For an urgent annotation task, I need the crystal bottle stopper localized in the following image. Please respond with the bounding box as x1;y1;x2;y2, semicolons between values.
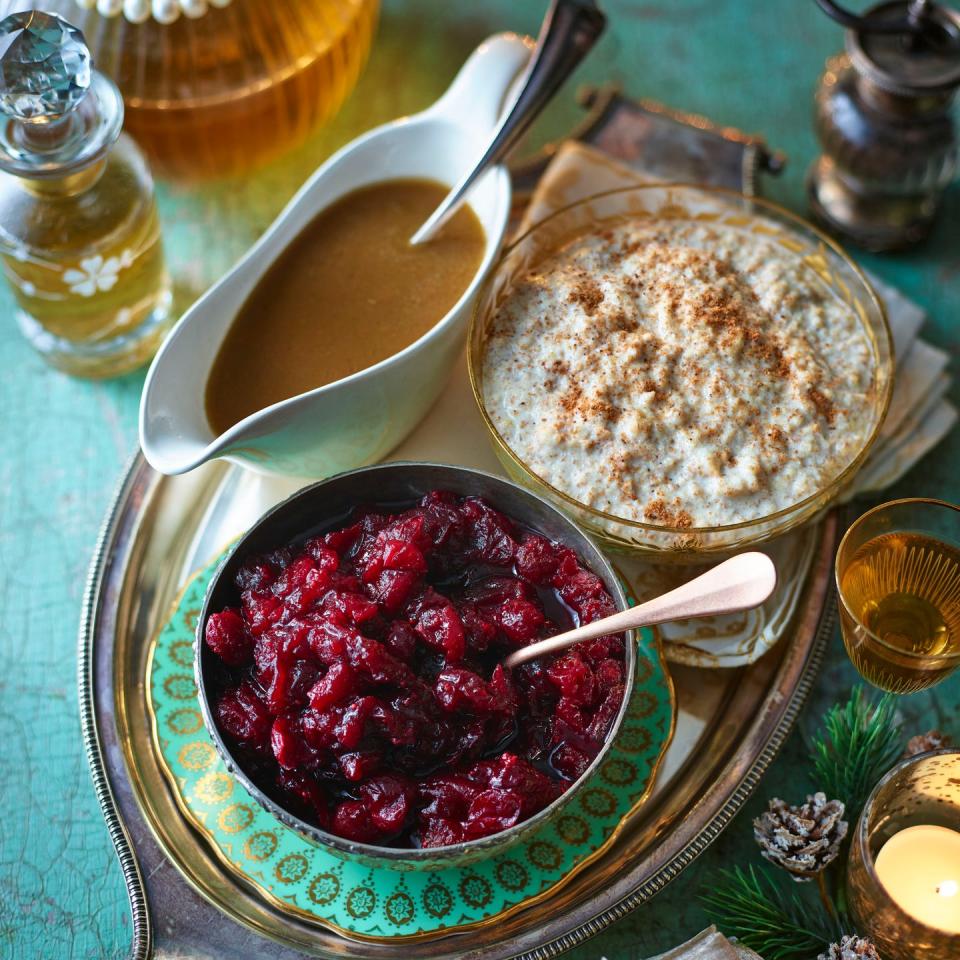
0;11;91;124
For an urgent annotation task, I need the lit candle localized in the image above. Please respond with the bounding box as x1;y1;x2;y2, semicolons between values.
874;825;960;934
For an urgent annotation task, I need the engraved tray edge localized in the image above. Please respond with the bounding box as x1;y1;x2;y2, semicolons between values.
79;452;834;960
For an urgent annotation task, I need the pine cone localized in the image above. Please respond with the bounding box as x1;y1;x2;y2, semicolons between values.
904;729;951;757
817;934;880;960
753;792;847;878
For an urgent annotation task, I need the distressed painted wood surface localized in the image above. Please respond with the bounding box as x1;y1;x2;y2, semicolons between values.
1;1;957;957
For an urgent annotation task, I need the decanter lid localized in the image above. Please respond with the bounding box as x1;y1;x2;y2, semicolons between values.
817;0;960;95
0;10;123;178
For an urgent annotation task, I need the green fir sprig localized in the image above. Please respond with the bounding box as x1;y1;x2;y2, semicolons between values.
700;865;836;960
701;687;906;957
810;687;902;822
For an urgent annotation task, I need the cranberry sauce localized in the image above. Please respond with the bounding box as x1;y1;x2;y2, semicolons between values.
204;490;626;849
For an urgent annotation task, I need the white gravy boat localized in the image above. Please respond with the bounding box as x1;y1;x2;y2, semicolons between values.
140;33;530;478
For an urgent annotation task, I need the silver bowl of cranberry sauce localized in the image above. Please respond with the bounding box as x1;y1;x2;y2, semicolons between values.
195;461;636;870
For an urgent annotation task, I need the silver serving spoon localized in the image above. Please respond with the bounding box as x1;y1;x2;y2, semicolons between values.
409;0;606;246
503;552;778;670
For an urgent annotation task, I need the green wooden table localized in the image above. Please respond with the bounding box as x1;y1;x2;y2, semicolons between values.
1;2;957;957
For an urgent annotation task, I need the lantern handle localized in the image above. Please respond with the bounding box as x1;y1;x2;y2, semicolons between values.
814;0;936;35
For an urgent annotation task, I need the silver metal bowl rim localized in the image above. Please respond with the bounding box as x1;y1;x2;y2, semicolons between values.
194;460;637;865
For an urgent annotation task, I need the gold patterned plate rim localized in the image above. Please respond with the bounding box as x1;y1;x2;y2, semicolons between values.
144;558;677;944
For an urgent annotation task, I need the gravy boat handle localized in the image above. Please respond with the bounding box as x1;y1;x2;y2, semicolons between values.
425;32;534;135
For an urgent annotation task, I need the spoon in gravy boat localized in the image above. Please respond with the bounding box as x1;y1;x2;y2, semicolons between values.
410;0;607;246
503;552;778;670
141;33;532;479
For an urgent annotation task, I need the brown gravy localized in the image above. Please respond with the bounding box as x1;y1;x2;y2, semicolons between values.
205;177;486;435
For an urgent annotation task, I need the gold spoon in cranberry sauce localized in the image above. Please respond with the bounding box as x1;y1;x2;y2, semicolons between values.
503;552;777;670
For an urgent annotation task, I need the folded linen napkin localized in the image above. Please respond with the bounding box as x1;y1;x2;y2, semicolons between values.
518;141;956;492
640;926;759;959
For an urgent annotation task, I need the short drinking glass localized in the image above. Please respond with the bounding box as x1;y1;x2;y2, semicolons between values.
835;498;960;693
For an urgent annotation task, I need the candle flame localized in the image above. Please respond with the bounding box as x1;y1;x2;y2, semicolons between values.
936;879;958;898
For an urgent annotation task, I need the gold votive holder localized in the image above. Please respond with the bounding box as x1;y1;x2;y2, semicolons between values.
847;750;960;960
835;498;960;693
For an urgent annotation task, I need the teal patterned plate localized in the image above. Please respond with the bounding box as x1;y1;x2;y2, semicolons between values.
148;556;675;942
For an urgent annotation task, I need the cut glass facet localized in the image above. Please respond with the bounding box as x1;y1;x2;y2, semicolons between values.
0;12;91;120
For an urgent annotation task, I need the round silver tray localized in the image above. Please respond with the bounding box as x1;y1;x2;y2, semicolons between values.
79;450;836;960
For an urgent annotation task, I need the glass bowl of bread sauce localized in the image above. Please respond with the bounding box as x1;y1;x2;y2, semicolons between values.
469;183;894;561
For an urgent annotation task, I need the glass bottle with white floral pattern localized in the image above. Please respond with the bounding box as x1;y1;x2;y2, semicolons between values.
0;11;170;377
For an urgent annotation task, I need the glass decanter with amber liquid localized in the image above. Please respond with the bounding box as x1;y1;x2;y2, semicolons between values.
0;11;171;377
837;499;960;693
3;0;379;180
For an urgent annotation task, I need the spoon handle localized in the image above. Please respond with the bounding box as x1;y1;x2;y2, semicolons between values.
503;552;778;670
410;0;606;245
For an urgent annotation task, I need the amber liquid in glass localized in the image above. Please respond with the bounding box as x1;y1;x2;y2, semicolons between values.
839;531;960;692
0;140;172;378
60;0;379;179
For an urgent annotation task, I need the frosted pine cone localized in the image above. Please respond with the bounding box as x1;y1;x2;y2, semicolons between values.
753;792;847;878
817;935;880;960
904;729;951;757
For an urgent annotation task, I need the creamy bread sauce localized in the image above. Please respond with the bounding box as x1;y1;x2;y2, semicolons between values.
482;219;876;527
